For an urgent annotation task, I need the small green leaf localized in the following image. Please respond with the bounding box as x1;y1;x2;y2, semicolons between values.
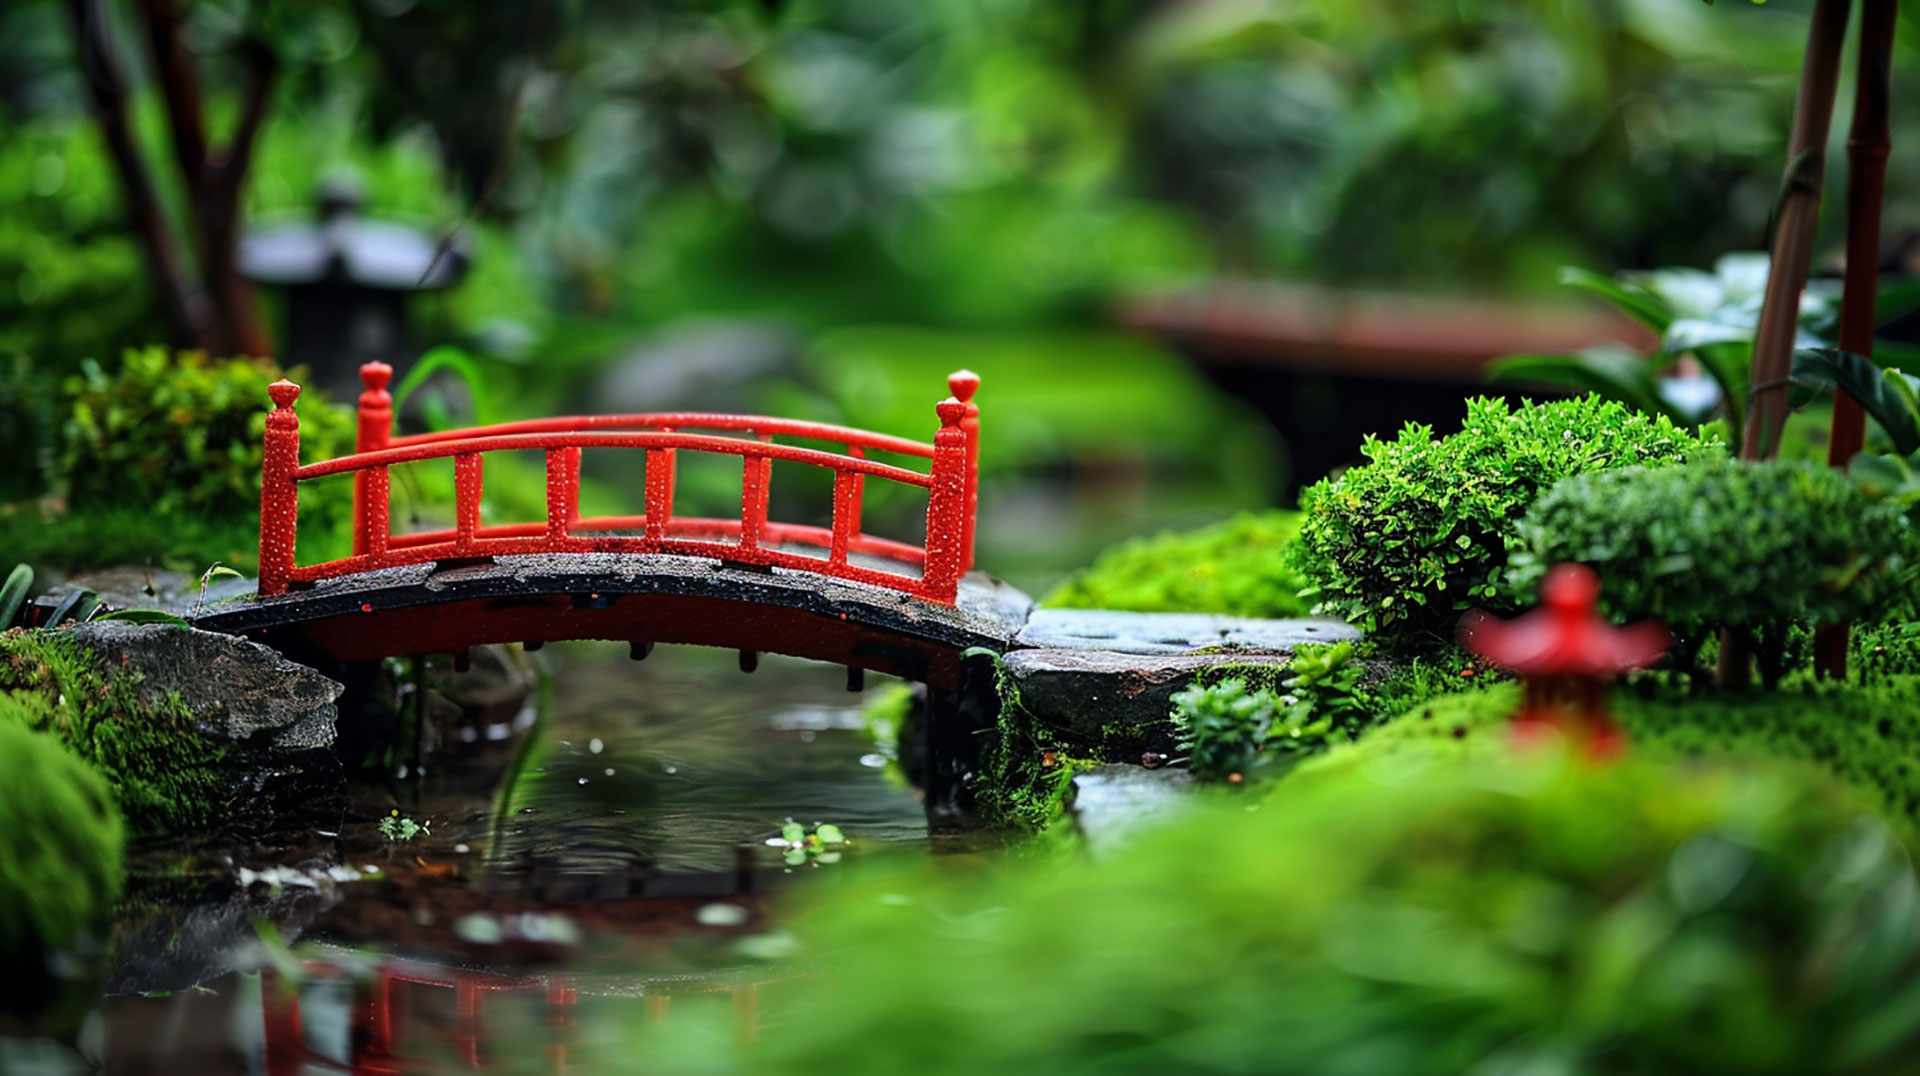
815;824;846;845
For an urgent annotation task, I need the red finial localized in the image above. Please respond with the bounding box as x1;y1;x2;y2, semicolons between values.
936;398;967;427
1459;563;1668;760
947;369;980;404
360;361;392;393
268;379;302;410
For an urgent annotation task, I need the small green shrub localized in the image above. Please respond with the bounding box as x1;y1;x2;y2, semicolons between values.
0;718;124;1027
1297;396;1719;634
1172;641;1414;782
1042;510;1310;617
0;629;226;834
1509;459;1909;682
626;751;1920;1075
54;348;354;571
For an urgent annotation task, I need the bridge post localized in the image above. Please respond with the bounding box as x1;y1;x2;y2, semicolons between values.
259;379;303;597
922;395;970;602
948;370;980;574
354;362;393;557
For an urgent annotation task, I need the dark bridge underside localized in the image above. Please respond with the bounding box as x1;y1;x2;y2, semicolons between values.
194;553;1033;688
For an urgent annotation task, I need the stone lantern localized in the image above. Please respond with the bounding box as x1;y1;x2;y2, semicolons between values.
1458;564;1669;759
240;179;470;399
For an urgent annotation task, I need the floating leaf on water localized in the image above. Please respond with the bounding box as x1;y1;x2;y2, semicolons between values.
815;824;846;845
781;819;806;844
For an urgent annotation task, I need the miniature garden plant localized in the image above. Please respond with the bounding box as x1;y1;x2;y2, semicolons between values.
1508;458;1909;685
378;810;430;842
1296;395;1719;635
766;819;848;866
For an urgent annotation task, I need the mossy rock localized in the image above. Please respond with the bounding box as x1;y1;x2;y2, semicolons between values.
0;719;124;1031
0;628;227;834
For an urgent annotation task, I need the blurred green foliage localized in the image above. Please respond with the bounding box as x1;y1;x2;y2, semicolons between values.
1510;459;1911;683
0;712;122;1030
1044;510;1309;616
1298;396;1721;635
1360;675;1920;838
0;628;226;834
631;749;1920;1074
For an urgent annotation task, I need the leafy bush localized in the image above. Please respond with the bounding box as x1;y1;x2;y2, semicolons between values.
0;717;123;1027
1171;642;1481;782
1043;510;1310;617
49;348;354;571
0;628;226;833
1297;396;1719;633
627;750;1920;1075
1509;459;1909;682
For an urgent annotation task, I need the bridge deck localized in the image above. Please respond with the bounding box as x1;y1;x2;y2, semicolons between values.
195;551;1033;688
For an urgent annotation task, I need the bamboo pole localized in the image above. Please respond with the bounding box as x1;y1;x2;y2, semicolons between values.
1815;0;1899;680
1722;0;1853;689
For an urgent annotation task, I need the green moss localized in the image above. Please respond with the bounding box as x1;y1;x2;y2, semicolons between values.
0;718;124;1027
0;629;227;834
976;656;1099;834
1349;677;1920;835
1042;510;1311;617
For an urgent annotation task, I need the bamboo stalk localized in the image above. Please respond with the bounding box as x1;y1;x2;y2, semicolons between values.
1815;0;1898;680
1742;0;1852;462
1723;0;1853;689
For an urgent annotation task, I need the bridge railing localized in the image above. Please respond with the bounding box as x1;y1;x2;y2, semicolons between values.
258;363;981;604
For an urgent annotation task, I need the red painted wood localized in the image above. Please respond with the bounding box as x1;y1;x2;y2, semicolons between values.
545;446;581;540
949;370;980;574
257;380;302;597
258;373;980;605
645;442;675;541
353;362;393;556
454;453;483;554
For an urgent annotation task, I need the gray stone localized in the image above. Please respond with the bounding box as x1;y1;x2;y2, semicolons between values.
68;623;343;751
1069;764;1195;857
1001;648;1291;749
1016;609;1358;655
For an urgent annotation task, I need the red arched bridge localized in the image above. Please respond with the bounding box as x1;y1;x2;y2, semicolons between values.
200;363;1026;689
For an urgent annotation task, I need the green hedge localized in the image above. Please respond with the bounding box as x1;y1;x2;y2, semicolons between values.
1297;396;1719;634
1509;458;1909;681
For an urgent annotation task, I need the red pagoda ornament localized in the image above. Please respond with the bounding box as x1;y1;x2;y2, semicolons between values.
1457;563;1669;759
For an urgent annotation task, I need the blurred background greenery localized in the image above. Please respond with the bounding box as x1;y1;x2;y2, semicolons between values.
3;0;1917;587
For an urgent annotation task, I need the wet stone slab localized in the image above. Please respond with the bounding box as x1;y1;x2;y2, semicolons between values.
1016;609;1359;656
1069;764;1195;857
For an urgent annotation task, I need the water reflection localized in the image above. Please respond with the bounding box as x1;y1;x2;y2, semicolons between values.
84;643;926;1073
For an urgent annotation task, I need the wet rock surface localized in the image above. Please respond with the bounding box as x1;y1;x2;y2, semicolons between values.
69;622;344;751
1002;649;1292;754
1016;609;1359;655
1069;764;1195;856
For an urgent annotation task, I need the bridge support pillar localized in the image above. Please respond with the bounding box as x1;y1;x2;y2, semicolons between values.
925;647;1002;830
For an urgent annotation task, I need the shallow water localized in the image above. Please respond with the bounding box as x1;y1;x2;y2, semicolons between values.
64;643;936;1074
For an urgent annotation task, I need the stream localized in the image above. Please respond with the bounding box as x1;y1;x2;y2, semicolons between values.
64;643;949;1074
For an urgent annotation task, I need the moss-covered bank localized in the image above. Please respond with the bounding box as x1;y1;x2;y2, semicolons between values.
0;628;227;833
1345;677;1920;834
